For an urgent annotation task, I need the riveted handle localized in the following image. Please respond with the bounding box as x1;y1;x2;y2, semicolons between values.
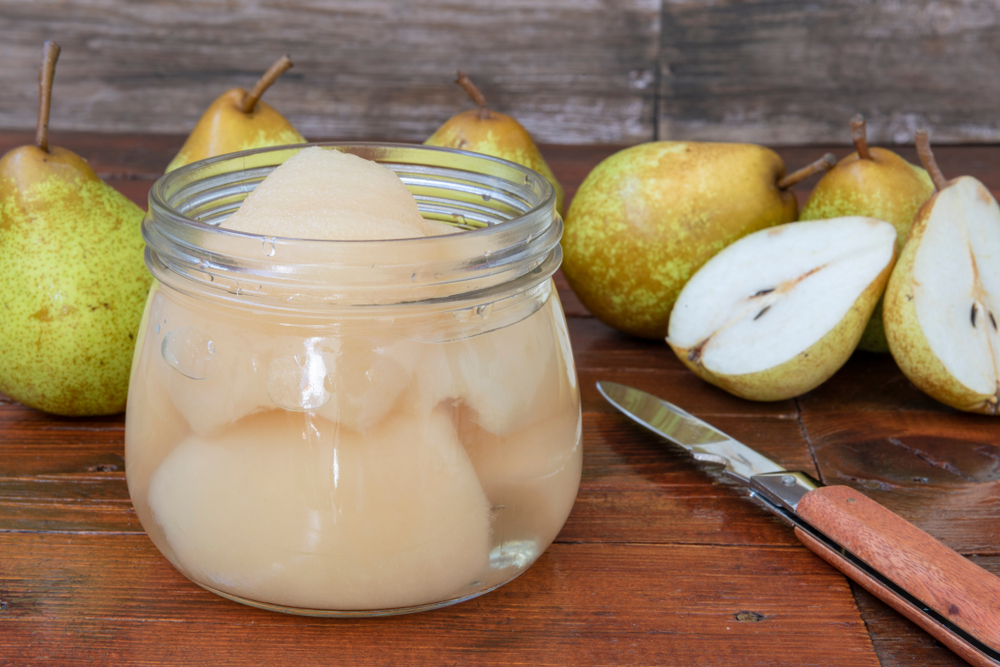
795;485;1000;666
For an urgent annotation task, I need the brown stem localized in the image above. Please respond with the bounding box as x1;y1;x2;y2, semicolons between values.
915;129;948;191
455;71;490;120
850;114;872;160
36;41;60;152
240;54;293;114
777;153;837;189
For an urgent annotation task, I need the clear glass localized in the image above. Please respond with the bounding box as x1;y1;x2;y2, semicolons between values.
125;143;582;616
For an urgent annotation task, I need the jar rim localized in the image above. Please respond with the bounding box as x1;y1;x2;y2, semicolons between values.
143;142;562;314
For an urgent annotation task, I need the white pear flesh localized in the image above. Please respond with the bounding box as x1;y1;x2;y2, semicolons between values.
884;176;1000;414
222;146;454;240
667;217;897;401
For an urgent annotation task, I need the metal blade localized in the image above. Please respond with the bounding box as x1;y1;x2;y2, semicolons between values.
596;381;785;483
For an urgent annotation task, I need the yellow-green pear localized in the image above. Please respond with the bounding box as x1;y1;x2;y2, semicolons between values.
166;54;305;172
667;218;897;401
0;42;150;416
883;131;1000;414
562;142;835;339
800;115;935;352
425;72;565;216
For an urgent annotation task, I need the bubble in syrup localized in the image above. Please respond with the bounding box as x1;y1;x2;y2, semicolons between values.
476;302;494;320
262;237;276;257
267;352;332;411
161;327;219;380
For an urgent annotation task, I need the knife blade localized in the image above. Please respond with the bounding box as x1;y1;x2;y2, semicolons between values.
597;381;1000;667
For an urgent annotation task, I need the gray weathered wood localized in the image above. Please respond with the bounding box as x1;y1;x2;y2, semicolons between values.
0;0;660;144
659;0;1000;144
0;1;998;144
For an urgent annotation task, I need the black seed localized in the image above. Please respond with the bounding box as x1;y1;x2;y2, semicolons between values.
972;304;978;327
754;306;771;321
753;288;774;297
991;312;998;331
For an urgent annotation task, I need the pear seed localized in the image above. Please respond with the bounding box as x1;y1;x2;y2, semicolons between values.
752;288;775;297
972;303;978;327
991;312;998;331
753;306;772;321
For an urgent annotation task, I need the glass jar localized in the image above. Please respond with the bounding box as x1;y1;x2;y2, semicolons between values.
125;143;582;616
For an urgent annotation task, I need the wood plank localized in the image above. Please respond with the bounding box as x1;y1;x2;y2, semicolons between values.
799;410;1000;555
0;1;659;144
0;534;880;667
659;0;1000;144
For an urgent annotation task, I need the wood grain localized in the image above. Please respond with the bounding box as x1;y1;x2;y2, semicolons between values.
0;534;880;667
659;0;1000;144
796;486;1000;658
2;3;1000;144
0;1;660;144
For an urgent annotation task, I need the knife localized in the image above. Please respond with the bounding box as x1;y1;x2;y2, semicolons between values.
597;381;1000;667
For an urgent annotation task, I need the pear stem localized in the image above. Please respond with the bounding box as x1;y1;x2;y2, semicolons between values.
915;129;948;191
850;114;872;160
455;71;490;120
35;41;60;153
777;153;837;189
240;54;294;114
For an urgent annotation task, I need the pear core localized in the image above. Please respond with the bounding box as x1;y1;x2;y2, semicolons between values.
885;175;1000;412
221;146;454;240
667;217;896;400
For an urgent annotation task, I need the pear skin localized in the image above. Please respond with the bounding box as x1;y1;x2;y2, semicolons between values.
425;73;565;216
799;116;935;353
166;89;305;172
670;258;893;401
884;177;1000;414
0;146;149;415
562;142;799;340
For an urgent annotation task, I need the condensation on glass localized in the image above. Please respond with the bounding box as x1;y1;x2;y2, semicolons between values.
125;144;582;616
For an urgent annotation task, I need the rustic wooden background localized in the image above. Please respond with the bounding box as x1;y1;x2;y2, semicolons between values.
0;0;998;145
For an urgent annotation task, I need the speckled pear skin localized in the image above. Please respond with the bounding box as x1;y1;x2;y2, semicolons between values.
166;89;306;172
561;142;798;340
800;147;935;353
0;145;150;415
425;109;565;216
883;180;999;414
669;258;893;401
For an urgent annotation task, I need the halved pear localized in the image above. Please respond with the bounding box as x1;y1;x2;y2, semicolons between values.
883;132;1000;414
667;217;897;401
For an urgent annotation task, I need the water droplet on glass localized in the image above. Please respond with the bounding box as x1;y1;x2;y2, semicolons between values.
410;272;417;282
482;193;492;202
161;327;219;380
155;324;161;334
454;308;474;323
267;353;332;411
476;303;494;320
454;214;467;226
262;237;276;257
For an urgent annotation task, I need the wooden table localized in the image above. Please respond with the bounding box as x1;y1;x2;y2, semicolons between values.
1;133;998;666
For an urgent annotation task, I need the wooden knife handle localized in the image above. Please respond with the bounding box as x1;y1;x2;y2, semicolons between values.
794;485;1000;667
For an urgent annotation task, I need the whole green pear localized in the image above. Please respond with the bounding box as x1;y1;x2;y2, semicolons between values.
0;42;149;415
425;72;565;216
562;142;831;340
167;54;305;173
799;115;934;352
